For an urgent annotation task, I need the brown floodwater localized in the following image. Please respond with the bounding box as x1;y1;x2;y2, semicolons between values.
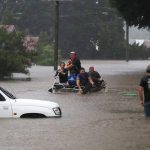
0;60;150;150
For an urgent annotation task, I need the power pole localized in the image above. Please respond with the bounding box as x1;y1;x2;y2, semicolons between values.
54;1;59;70
125;22;129;62
53;0;72;70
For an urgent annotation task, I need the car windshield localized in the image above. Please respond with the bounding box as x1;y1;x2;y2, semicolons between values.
0;87;16;99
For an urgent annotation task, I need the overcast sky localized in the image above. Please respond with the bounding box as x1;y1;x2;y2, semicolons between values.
129;27;150;39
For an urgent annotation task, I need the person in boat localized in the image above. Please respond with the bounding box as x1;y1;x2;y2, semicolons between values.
66;51;81;75
55;62;68;83
66;58;72;68
88;66;103;87
76;67;94;94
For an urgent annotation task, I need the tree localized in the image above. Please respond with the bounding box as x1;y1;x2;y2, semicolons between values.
5;0;55;36
35;40;54;66
129;44;150;59
59;0;125;59
109;0;150;28
0;27;32;78
1;0;126;59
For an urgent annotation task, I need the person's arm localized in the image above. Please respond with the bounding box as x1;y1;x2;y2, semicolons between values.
97;72;101;80
55;70;59;77
63;69;68;76
66;63;73;69
66;60;73;69
94;72;101;81
88;77;94;85
76;79;82;90
138;86;144;106
59;70;66;75
66;59;78;69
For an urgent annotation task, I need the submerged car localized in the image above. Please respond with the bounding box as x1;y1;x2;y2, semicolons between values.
0;87;61;118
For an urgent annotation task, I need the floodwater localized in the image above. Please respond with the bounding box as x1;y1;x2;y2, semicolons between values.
0;60;150;150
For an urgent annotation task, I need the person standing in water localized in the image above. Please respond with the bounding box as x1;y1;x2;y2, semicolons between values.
139;65;150;117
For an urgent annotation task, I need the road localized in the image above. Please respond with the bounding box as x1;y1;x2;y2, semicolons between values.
0;60;150;150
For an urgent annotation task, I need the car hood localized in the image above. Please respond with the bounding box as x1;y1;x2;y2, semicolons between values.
13;98;59;108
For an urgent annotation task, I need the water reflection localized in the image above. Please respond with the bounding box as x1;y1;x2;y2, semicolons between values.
0;60;150;150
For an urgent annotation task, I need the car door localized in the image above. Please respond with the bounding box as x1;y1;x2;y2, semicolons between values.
0;93;13;118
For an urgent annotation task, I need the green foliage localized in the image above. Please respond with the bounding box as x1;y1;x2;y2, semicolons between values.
35;42;54;66
6;0;54;36
0;29;25;52
59;0;126;59
96;16;126;59
129;44;150;60
1;0;126;59
2;10;14;24
0;51;30;78
0;28;32;78
109;0;150;28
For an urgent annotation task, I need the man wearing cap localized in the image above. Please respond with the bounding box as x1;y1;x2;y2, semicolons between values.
139;65;150;117
66;51;81;75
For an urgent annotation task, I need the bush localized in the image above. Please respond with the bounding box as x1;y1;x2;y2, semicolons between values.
129;44;150;60
0;28;32;79
35;43;54;66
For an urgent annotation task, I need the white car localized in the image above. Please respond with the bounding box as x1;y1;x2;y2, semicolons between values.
0;87;61;118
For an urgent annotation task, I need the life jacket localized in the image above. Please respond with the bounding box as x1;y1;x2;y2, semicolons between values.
68;74;76;87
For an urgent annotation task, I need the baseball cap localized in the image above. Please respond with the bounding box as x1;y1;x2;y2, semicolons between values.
70;51;76;54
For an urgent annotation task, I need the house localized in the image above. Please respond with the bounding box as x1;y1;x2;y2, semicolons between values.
129;39;150;48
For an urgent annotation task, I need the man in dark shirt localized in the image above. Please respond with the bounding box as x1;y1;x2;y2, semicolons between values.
88;66;101;83
88;66;106;91
55;62;68;83
76;67;94;94
139;65;150;117
66;51;81;75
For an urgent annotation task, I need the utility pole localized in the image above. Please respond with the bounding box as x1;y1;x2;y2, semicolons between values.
53;0;72;70
54;1;59;70
125;21;129;62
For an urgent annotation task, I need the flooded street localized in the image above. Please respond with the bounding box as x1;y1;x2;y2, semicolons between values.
0;60;150;150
